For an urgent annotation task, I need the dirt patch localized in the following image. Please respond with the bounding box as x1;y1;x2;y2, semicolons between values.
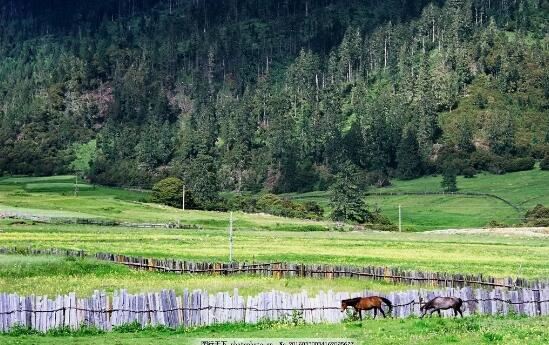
428;227;549;237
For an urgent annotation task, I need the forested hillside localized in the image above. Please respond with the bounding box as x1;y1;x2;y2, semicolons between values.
0;0;547;208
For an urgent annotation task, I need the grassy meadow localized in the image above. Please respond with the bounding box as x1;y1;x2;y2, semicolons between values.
0;175;332;232
0;254;408;296
0;172;548;343
1;222;548;279
0;171;548;293
2;168;548;232
285;168;549;230
1;315;548;345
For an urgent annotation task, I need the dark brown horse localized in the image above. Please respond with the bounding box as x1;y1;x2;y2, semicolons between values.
341;296;392;320
420;297;463;318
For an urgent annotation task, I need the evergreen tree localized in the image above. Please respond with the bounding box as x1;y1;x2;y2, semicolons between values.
441;163;458;192
396;129;422;180
329;162;369;223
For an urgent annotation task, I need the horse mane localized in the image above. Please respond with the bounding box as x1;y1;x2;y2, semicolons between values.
342;297;362;305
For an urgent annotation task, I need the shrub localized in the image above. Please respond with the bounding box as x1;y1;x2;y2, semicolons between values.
302;201;324;217
470;150;497;171
365;170;391;187
462;167;477;178
227;194;257;213
540;156;549;171
502;157;535;173
233;193;324;220
525;204;549;226
151;177;195;209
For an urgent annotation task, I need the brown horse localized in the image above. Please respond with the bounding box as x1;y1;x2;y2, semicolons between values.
420;297;463;318
341;296;392;320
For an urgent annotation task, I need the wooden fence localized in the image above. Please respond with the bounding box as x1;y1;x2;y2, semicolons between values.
0;211;200;229
1;247;547;290
1;286;549;333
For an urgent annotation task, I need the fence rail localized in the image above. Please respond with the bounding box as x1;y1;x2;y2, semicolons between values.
365;191;523;214
0;211;200;229
1;247;547;290
1;286;549;333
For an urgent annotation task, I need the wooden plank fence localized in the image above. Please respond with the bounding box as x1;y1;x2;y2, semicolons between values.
1;287;549;333
1;247;548;290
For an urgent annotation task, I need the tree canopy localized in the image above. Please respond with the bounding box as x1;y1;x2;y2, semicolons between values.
0;1;547;202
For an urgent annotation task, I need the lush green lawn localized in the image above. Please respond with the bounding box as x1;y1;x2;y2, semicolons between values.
285;168;549;230
1;222;548;279
1;316;548;345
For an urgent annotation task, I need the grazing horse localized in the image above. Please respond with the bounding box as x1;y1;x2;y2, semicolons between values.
341;296;392;320
420;297;463;318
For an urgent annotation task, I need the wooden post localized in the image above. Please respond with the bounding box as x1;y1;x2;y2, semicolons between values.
398;205;402;232
229;212;233;262
182;185;185;211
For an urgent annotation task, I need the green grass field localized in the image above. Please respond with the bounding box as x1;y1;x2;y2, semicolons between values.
0;176;332;232
0;172;548;343
1;223;548;278
1;316;548;345
1;169;548;231
284;168;549;230
0;255;408;296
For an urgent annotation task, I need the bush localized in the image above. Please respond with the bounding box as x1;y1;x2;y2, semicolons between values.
502;157;535;173
365;170;391;187
227;194;257;213
470;151;535;174
525;204;549;226
151;177;189;208
462;167;477;178
470;150;497;171
228;193;324;220
540;156;549;171
302;201;324;217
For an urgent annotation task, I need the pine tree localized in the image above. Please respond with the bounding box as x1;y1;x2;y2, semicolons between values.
441;167;458;192
329;162;369;223
396;129;422;180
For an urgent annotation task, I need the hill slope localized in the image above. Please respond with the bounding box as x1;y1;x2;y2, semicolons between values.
0;0;547;200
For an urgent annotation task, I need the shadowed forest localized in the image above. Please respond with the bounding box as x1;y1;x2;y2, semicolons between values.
0;0;547;210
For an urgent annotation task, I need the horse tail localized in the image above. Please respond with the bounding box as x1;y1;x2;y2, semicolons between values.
380;297;393;314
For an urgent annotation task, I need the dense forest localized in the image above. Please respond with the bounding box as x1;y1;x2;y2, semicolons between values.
0;0;548;209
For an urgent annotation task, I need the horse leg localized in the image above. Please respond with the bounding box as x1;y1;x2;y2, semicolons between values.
458;308;463;318
379;307;386;318
437;309;442;317
453;309;458;317
359;310;363;321
373;308;377;319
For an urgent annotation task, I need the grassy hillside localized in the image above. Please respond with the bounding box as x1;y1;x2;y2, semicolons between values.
0;176;332;232
285;168;549;230
1;169;548;231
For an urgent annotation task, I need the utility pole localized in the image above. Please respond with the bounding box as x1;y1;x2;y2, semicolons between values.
229;211;234;262
182;185;185;211
74;174;79;197
398;205;402;232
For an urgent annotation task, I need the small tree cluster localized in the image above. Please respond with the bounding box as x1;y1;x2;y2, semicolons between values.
152;177;196;209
